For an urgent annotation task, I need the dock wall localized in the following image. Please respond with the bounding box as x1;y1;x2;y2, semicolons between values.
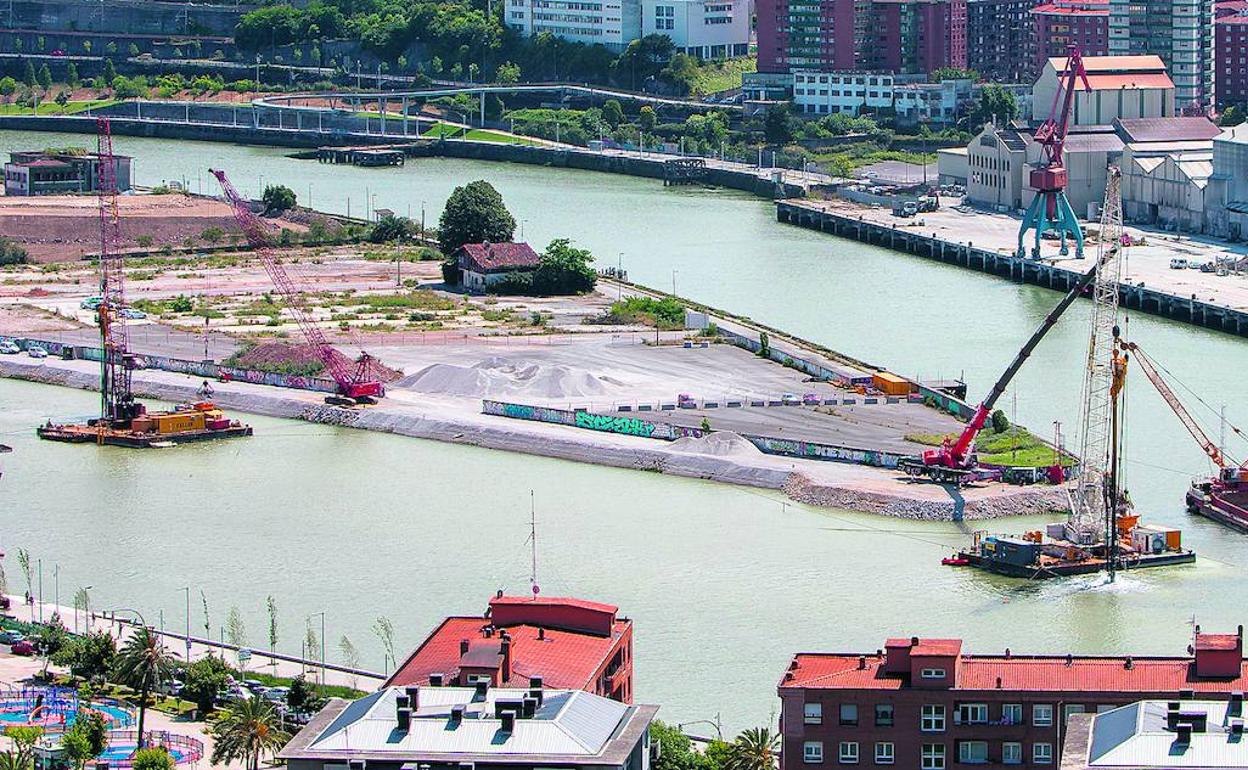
777;200;1248;338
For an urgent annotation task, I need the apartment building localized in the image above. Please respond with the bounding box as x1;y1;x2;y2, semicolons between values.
1108;0;1215;111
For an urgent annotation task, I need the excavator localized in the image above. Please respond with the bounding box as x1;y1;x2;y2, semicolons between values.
898;241;1120;485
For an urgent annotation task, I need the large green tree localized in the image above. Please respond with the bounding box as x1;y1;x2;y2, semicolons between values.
533;238;596;295
970;84;1019;130
210;697;290;770
723;727;780;770
112;627;175;748
261;184;297;214
130;748;174;770
61;712;109;770
182;654;233;715
437;180;516;255
52;632;116;680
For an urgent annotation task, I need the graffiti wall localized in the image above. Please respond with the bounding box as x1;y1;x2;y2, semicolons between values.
574;410;660;438
746;436;904;468
482;400;578;425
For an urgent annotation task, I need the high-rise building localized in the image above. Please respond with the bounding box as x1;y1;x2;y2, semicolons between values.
1031;0;1109;74
756;0;863;73
1108;0;1216;111
504;0;641;52
967;0;1040;83
866;0;969;73
1216;0;1248;110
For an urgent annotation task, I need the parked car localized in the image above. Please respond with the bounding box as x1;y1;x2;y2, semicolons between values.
1170;258;1189;269
26;345;47;359
263;686;290;703
0;630;25;644
10;641;35;656
120;307;147;320
243;679;266;693
80;297;103;310
0;341;19;355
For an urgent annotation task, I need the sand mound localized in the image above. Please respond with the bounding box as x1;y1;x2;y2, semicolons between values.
394;356;623;399
669;431;761;457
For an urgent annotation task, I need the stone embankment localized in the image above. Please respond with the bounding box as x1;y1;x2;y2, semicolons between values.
2;359;1069;521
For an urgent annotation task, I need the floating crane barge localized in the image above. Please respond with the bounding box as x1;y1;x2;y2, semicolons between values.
36;118;251;449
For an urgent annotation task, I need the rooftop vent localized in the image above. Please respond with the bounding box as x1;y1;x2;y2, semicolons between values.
429;673;445;687
523;697;538;718
1232;719;1244;738
474;680;489;700
1232;692;1244;717
530;675;544;689
996;677;1003;689
1125;657;1133;670
396;695;411;711
1175;723;1193;747
460;639;471;656
910;636;919;646
496;699;524;718
1065;653;1073;666
1167;702;1182;729
500;711;517;734
538;628;546;641
396;706;412;732
1004;648;1011;659
450;704;466;726
857;656;866;670
529;688;544;706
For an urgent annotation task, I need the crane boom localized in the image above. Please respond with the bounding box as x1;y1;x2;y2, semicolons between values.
210;168;384;402
96;117;138;424
1123;342;1236;469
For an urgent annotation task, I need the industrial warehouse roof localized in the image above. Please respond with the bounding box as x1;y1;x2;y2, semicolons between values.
1115;117;1222;143
1064;132;1126;153
781;652;1248;692
280;686;657;765
1046;55;1174;91
1073;701;1248;768
457;242;540;273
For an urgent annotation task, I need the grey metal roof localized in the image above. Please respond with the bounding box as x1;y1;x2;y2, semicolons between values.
1116;117;1222;143
1065;133;1126;154
1088;700;1248;768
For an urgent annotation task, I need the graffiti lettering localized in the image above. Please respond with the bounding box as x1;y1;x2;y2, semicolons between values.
574;411;656;438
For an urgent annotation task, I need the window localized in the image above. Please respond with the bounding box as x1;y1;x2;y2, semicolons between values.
840;704;859;726
1002;704;1022;725
921;743;945;770
957;741;988;765
1033;704;1053;727
1064;704;1086;723
874;742;894;765
920;668;946;679
875;704;894;726
804;742;824;764
955;704;987;725
1002;742;1022;765
1033;743;1053;764
838;742;859;764
921;705;945;732
804;703;823;724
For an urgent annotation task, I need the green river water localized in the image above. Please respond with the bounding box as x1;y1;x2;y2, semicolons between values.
2;129;1248;731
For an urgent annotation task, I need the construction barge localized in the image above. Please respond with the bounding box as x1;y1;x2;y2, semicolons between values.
1187;469;1248;533
38;401;252;448
954;524;1195;579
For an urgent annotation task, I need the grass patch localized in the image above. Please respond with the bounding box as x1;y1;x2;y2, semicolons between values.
906;426;1075;467
0;99;118;116
341;289;456;312
243;669;365;700
689;56;756;95
592;296;685;330
420;122;537;145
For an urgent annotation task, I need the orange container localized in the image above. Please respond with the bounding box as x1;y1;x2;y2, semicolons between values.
872;372;913;396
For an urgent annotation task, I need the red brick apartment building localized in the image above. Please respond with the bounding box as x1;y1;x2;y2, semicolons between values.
1031;0;1109;74
779;627;1248;770
1217;0;1248;109
386;594;635;703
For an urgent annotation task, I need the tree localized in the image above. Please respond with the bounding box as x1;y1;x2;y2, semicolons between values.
225;606;247;648
131;748;174;770
650;722;700;770
266;596;278;662
286;675;311;712
0;77;17;97
639;105;656;131
261;184;296;213
437;180;516;255
338;635;359;689
16;549;32;599
723;727;780;770
991;408;1010;434
764;104;794;145
304;618;319;670
128;43;140;57
55;90;69;109
602;99;623;128
369;214;418;243
201;226;225;245
52;632;116;680
102;59;116;84
33;618;70;676
1220;105;1245;127
371;616;395;674
931;66;980;82
135;234;154;248
210;696;290;770
0;752;31;770
22;61;36;89
105;41;117;55
113;627;175;749
182;653;232;715
971;83;1018;130
531;238;596;295
61;711;108;770
66;64;80;88
495;61;521;84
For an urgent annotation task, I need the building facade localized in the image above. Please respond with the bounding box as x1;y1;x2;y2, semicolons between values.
1216;1;1248;110
966;123;1030;210
1117;115;1222;230
3;151;132;196
505;0;641;51
641;0;750;59
1030;0;1108;74
387;594;635;704
1206;122;1248;239
866;0;968;73
779;626;1248;770
967;0;1039;84
789;72;971;126
1108;0;1215;111
757;0;861;73
280;685;658;770
1031;55;1176;125
455;242;541;294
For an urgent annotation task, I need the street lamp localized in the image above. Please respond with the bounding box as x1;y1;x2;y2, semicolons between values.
308;611;326;688
182;587;192;662
617;252;624;299
676;715;724;741
75;585;93;634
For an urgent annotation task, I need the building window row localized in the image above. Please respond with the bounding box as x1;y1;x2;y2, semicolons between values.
802;741;895;766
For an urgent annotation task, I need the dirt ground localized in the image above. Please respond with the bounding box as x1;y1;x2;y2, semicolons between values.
0;193;310;262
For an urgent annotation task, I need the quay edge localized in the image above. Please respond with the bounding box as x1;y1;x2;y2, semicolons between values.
777;200;1248;339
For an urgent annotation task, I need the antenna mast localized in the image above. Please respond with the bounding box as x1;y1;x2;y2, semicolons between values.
1067;167;1125;545
528;491;540;597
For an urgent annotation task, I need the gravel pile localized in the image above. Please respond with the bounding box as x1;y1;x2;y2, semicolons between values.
393;355;625;399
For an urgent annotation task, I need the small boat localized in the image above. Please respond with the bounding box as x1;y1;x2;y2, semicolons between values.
941;555;970;567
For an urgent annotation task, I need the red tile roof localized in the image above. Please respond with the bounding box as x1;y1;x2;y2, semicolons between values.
913;639;963;656
457;242;540;273
782;654;1248;693
1084;73;1176;90
386;614;628;691
490;596;619;614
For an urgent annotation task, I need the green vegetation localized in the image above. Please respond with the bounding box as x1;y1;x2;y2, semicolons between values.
0;99;116;116
437;180;516;256
368;214;420;243
599;296;685;329
210;697;290;770
131;748;175;770
687;56;755;96
113;627;176;749
341;289;456;311
262;184;297;214
488;239;597;296
0;238;29;267
906;425;1075;467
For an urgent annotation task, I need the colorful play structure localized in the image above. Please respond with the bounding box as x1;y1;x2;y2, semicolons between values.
97;731;205;768
0;687;133;734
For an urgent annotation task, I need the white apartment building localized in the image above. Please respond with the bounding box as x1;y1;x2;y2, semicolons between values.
790;72;971;127
1109;0;1215;110
641;0;750;60
506;0;641;51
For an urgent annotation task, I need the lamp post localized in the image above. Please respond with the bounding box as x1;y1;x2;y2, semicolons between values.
617;252;623;299
182;586;192;662
75;585;93;634
309;611;326;688
676;715;723;741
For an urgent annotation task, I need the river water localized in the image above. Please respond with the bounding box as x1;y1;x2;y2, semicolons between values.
2;129;1248;732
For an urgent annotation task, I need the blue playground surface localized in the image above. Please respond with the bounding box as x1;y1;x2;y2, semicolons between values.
0;687;134;734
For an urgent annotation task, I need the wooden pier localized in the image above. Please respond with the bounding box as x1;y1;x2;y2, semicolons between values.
777;200;1248;339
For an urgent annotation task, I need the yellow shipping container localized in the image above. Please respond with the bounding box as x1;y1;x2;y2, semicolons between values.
872;371;912;396
154;411;206;434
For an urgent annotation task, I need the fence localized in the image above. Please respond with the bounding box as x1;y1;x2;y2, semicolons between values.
102;730;205;767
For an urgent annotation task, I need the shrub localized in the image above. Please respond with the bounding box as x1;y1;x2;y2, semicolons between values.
0;238;29;266
991;409;1010;434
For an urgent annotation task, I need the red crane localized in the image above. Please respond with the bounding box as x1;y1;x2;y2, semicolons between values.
210;168;385;405
1018;46;1092;259
95;117;141;425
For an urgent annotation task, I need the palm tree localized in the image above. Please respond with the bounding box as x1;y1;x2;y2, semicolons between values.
210;697;290;770
724;726;780;770
0;751;32;770
112;626;175;748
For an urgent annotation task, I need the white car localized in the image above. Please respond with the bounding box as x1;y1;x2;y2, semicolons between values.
0;341;19;355
26;345;48;359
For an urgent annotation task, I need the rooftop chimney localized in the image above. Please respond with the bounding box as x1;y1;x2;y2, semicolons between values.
529;688;544;706
1125;656;1134;670
996;677;1002;689
523;697;538;718
460;639;471;656
857;656;866;670
405;687;420;711
430;673;445;687
1175;723;1193;747
1232;719;1244;738
1004;648;1011;659
538;628;546;641
530;675;544;689
474;680;489;700
450;704;466;726
1167;702;1182;729
1232;692;1244;717
501;636;513;683
910;636;920;646
500;711;516;735
396;706;412;732
1065;653;1073;666
396;694;411;711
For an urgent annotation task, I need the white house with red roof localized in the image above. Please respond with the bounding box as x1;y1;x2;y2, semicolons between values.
455;242;541;294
